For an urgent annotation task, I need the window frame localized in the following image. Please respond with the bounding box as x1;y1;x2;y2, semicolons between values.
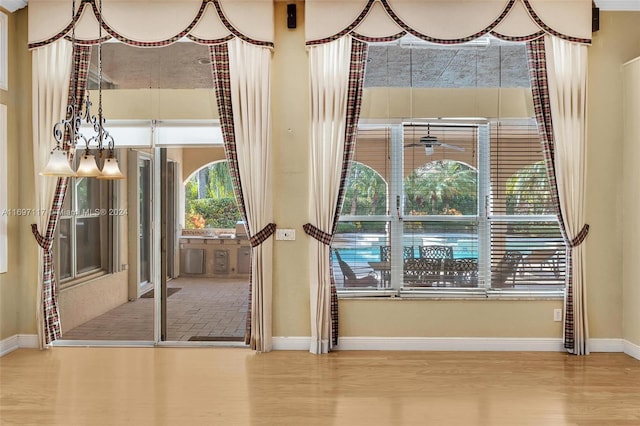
0;12;7;91
0;104;6;273
336;119;565;299
55;152;118;288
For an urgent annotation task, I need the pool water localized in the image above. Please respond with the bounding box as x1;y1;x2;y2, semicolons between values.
333;243;478;265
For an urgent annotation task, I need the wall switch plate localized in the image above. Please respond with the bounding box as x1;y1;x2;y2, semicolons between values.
553;308;563;322
276;229;296;241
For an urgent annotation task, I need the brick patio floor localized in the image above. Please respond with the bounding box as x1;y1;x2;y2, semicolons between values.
62;277;249;342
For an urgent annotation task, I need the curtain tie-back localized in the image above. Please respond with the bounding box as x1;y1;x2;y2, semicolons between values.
31;224;50;250
570;224;590;248
249;223;277;247
303;223;332;245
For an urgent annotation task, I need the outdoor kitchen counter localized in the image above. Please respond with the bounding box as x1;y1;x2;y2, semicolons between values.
179;234;251;278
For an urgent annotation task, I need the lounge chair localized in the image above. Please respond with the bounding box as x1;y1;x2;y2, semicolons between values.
521;248;561;278
334;250;379;287
492;250;523;288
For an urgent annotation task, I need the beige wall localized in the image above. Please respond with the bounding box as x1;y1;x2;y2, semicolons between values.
0;8;38;340
271;1;312;337
587;12;640;340
59;271;128;332
340;299;564;337
622;56;640;347
361;87;534;120
0;7;19;340
181;147;226;183
101;89;218;121
4;6;640;344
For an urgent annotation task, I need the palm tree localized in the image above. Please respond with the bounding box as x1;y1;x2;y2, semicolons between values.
344;162;387;215
207;161;235;199
405;160;478;215
506;160;553;215
197;168;208;199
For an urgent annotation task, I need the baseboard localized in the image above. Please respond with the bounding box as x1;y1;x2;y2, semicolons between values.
0;335;18;356
624;340;640;360
272;336;311;350
335;337;566;351
4;335;636;358
589;338;625;352
0;334;38;357
273;336;630;353
273;337;566;352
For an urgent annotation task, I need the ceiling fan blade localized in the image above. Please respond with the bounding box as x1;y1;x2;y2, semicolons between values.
404;143;424;148
437;143;466;151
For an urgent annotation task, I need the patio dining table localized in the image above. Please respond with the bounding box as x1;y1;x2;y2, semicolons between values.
367;261;391;288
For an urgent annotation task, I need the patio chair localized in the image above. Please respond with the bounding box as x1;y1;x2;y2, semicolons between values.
380;245;414;261
334;250;379;287
379;246;414;285
443;258;478;287
492;250;523;288
418;245;453;260
403;258;442;286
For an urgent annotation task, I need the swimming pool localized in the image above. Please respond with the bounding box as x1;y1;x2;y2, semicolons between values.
332;235;478;264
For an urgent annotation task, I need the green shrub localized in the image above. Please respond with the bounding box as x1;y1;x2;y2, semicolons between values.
186;197;242;229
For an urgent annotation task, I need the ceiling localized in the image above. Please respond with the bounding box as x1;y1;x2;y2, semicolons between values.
90;37;529;91
89;42;213;90
365;42;529;88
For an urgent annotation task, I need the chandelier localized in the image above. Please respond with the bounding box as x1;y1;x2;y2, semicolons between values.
41;0;124;180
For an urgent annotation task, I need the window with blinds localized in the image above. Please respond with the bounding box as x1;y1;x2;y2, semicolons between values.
332;119;566;293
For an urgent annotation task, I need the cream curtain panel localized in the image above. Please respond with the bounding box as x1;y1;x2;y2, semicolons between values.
227;38;274;352
210;38;275;352
28;0;274;48
307;36;354;354
31;40;73;349
306;0;591;44
545;36;590;355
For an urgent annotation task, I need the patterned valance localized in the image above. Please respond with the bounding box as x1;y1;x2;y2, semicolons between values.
28;0;274;49
306;0;591;45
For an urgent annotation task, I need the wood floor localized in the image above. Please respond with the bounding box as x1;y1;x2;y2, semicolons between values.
1;348;639;425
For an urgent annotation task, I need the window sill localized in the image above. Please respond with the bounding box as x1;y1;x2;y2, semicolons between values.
337;288;565;301
59;270;109;291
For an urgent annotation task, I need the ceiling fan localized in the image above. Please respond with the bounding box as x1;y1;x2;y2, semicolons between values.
405;125;466;155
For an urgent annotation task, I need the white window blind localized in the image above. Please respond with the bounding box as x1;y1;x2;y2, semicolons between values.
334;119;566;294
489;120;566;289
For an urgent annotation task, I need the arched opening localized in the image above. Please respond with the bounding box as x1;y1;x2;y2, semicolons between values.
184;160;241;231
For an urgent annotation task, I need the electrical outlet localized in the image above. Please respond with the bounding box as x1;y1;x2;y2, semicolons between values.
276;229;296;241
553;308;562;322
